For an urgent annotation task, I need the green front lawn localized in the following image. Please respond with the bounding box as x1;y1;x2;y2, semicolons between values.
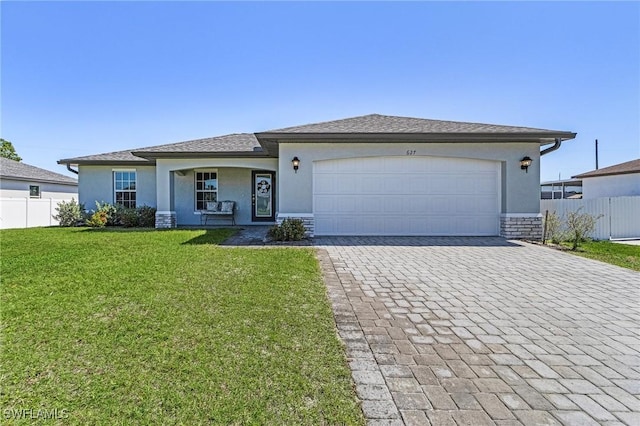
564;240;640;271
1;228;364;425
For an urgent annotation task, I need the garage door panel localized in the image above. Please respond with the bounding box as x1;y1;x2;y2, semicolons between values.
314;156;500;236
456;176;477;193
408;176;427;193
314;175;335;194
383;196;405;213
314;195;336;213
360;176;384;194
384;176;404;193
429;176;451;194
474;197;499;214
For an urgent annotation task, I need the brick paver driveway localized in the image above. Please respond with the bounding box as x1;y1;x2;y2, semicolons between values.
315;237;639;426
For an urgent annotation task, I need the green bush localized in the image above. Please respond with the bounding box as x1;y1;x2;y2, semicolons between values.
269;218;306;241
54;199;84;227
86;211;107;228
94;201;118;226
136;206;156;228
120;208;139;228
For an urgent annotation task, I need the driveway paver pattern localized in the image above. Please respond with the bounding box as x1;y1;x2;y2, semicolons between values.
315;237;640;425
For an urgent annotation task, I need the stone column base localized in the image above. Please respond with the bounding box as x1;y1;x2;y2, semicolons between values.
276;213;314;237
155;211;177;229
500;214;542;240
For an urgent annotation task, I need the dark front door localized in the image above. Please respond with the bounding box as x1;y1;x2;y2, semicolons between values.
252;171;275;222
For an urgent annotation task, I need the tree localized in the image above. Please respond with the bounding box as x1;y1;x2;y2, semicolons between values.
1;138;22;161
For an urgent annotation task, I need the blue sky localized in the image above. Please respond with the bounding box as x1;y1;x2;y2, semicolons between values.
2;1;638;181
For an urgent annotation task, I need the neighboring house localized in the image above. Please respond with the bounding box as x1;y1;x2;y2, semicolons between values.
572;158;640;199
540;179;582;199
58;114;576;238
1;157;78;229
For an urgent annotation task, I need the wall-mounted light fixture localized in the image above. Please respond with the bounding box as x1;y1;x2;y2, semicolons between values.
520;156;532;173
292;156;300;173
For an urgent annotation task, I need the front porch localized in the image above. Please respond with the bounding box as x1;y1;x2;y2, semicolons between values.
154;159;278;228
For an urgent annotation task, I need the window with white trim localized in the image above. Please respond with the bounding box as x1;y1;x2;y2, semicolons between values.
29;185;40;198
114;170;136;208
195;171;217;210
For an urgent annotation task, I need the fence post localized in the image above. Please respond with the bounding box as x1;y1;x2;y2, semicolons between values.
542;210;549;244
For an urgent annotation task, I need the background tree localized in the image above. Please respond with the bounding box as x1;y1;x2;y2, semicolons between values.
1;138;22;161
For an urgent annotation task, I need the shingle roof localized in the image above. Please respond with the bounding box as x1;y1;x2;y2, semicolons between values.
1;157;78;185
58;134;262;164
133;133;262;155
573;158;640;178
58;149;151;164
262;114;570;135
59;114;577;165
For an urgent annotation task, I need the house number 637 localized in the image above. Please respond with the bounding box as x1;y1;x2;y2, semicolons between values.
406;150;416;156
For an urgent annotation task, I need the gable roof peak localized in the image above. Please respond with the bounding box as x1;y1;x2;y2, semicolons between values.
259;113;574;135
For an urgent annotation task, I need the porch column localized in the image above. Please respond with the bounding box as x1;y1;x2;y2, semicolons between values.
155;164;176;228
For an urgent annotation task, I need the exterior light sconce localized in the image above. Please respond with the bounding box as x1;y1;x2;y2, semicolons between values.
292;156;300;173
520;156;532;173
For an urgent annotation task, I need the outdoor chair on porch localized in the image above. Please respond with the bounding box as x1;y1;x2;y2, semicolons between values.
201;201;236;226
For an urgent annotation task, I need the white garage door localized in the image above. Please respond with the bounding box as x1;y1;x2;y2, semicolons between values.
313;156;500;236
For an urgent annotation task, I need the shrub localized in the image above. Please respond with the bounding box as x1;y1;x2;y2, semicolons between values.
565;208;603;250
94;201;118;226
86;211;107;228
269;218;306;241
543;210;565;244
120;208;139;228
136;206;156;228
54;199;84;227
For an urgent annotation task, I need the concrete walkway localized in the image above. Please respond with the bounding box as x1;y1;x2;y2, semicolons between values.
315;237;640;426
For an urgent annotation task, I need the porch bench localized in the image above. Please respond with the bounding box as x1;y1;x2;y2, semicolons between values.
201;201;236;226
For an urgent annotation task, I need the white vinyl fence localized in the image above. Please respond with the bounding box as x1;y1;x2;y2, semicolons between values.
541;196;640;240
0;198;69;229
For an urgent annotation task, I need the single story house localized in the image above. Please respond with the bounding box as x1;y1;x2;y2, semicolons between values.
572;158;640;199
58;114;576;238
1;157;78;229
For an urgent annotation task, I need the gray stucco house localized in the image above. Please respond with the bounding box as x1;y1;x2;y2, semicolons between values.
58;114;576;238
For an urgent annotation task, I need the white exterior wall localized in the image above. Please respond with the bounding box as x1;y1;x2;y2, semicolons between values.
582;174;640;199
1;179;77;199
277;142;541;216
0;178;78;229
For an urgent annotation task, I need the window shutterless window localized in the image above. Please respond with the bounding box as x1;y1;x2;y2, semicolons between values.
195;171;217;210
114;171;136;208
29;185;40;198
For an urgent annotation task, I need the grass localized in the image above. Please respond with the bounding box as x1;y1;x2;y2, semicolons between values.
1;227;364;425
562;240;640;271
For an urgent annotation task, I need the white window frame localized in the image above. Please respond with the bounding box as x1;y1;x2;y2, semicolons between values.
113;169;137;208
194;169;218;211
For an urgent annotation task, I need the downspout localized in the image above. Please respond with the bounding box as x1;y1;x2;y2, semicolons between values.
540;138;562;156
66;164;79;175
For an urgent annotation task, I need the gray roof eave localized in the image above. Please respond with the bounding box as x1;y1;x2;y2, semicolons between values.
1;175;78;186
573;169;640;179
255;132;577;144
57;159;154;166
131;151;275;159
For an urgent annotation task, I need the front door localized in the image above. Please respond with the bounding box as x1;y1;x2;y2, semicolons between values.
252;171;275;222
